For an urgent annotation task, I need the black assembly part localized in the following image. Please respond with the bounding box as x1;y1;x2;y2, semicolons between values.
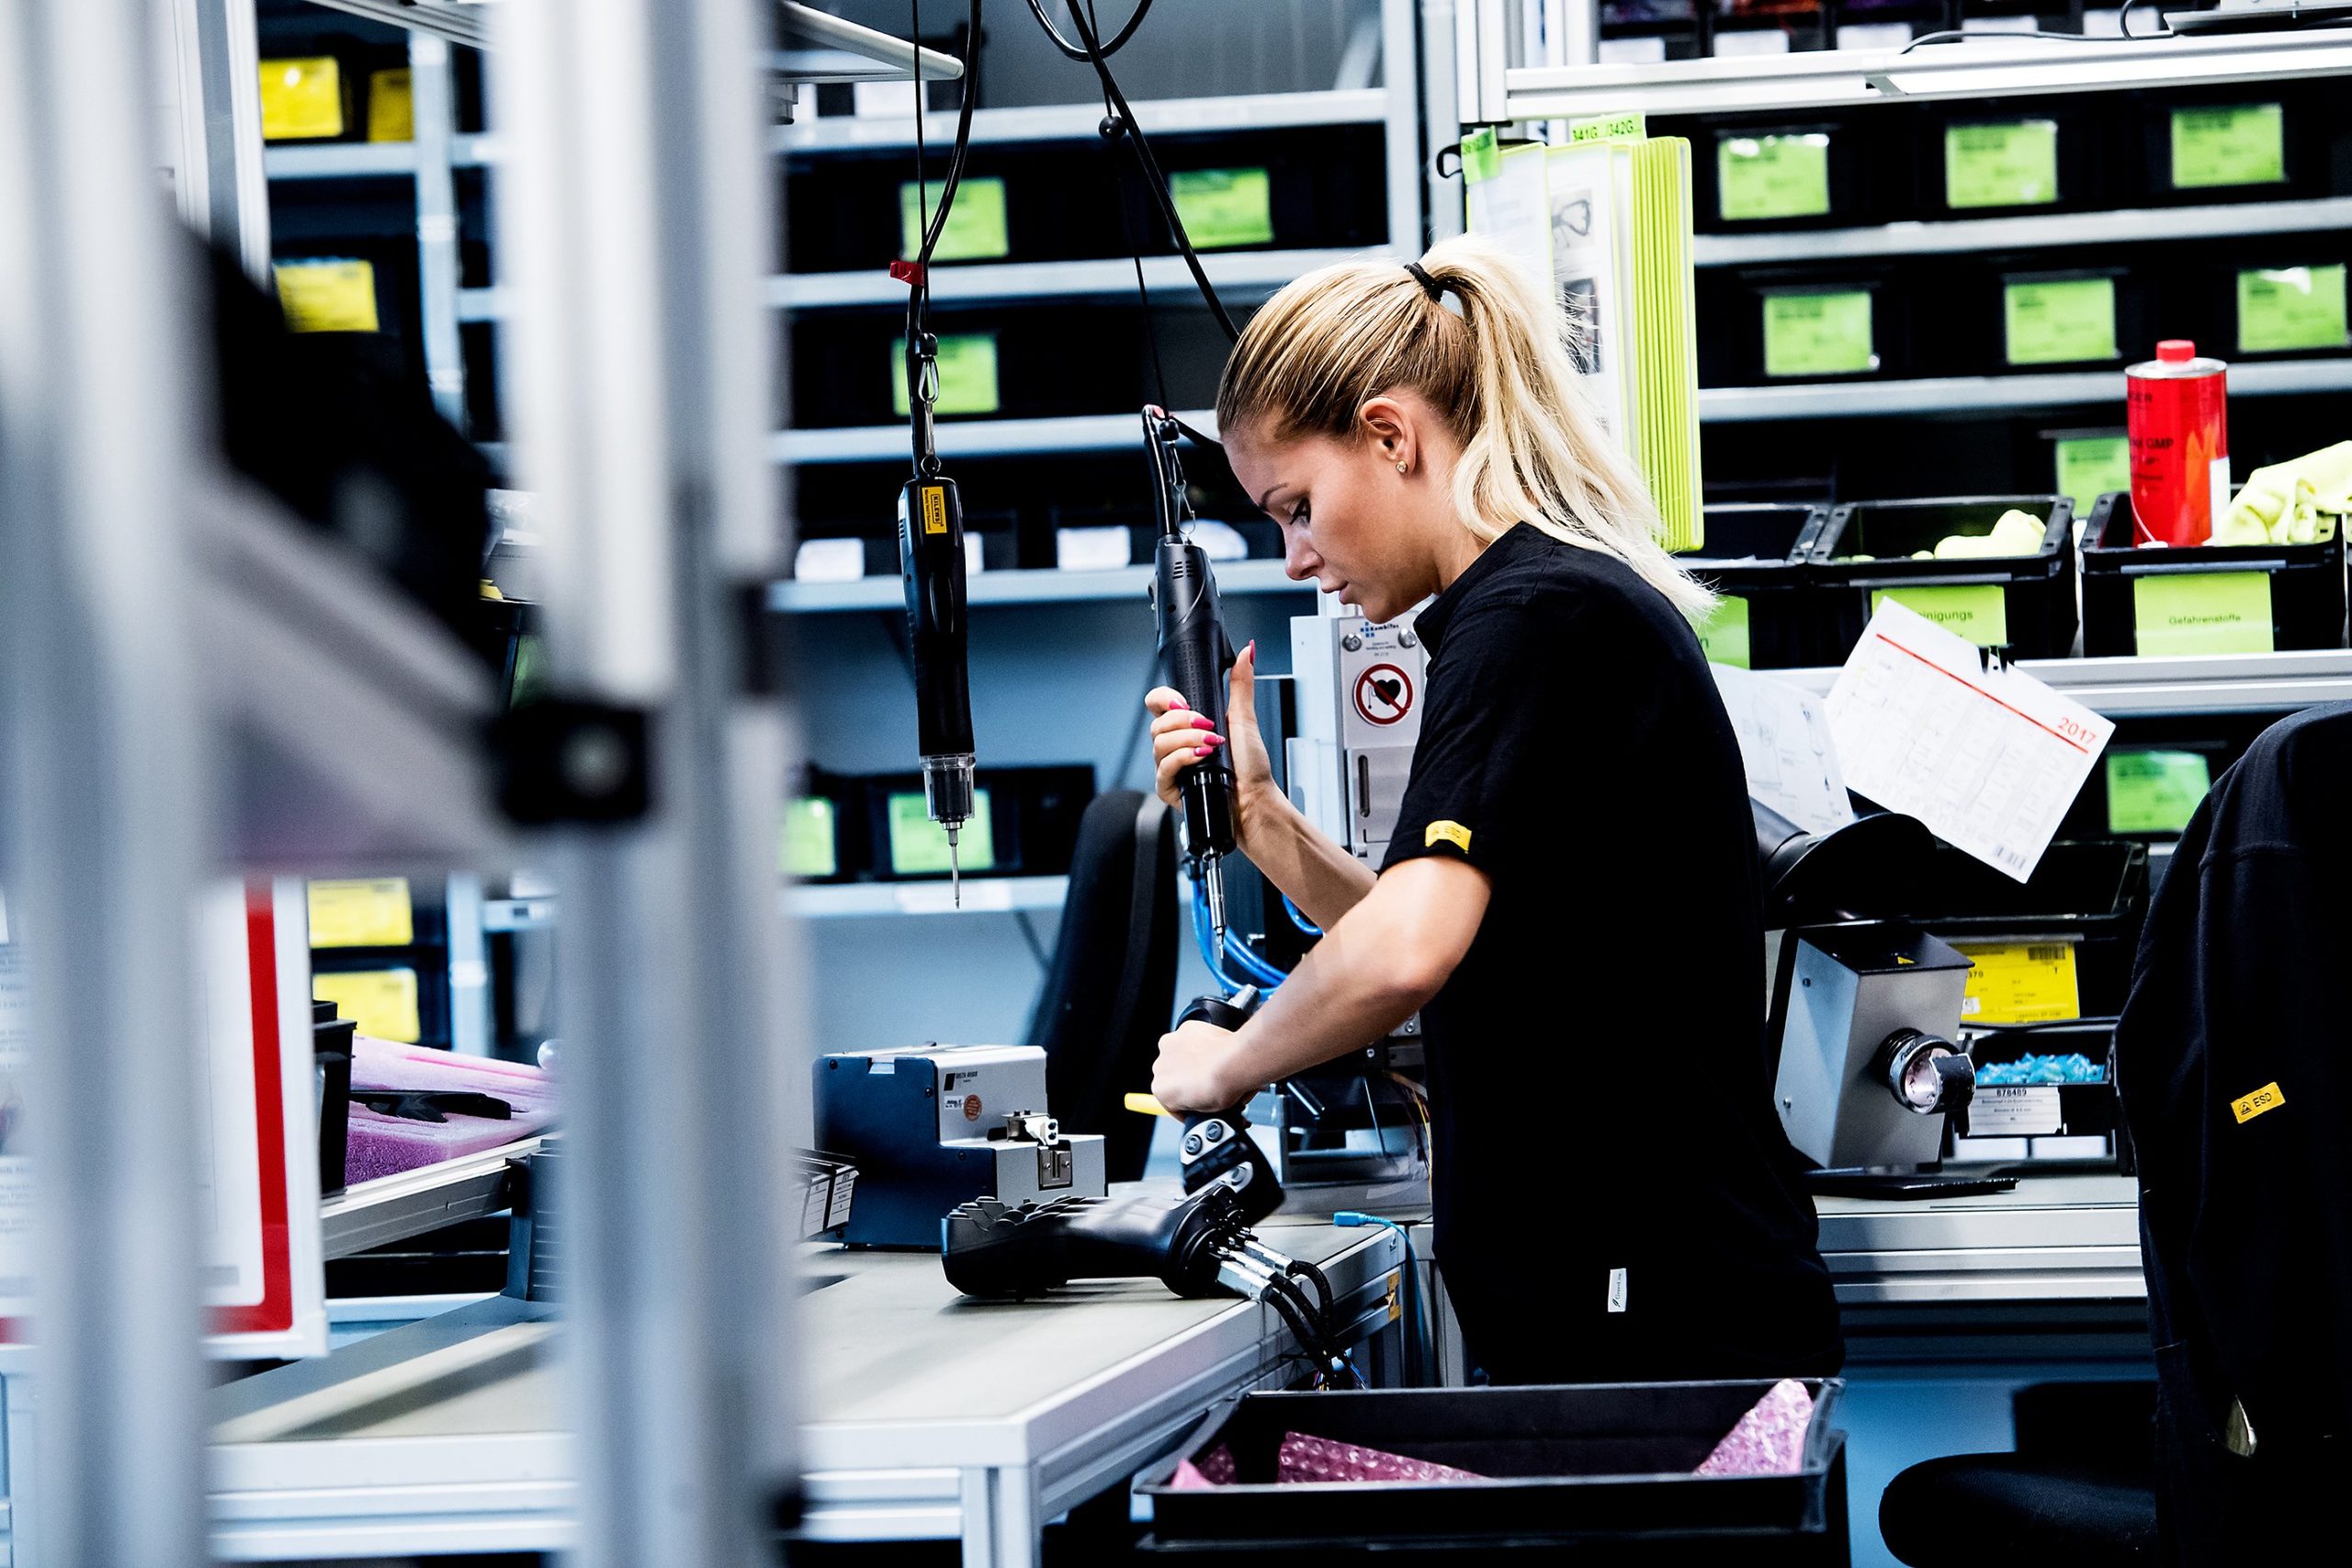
942;1184;1250;1301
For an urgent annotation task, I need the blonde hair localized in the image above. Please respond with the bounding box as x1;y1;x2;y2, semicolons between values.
1216;232;1713;622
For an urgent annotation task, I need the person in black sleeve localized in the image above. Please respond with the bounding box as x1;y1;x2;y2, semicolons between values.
1140;235;1842;1384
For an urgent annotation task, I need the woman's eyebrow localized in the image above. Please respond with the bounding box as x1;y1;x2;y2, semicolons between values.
1253;482;1289;513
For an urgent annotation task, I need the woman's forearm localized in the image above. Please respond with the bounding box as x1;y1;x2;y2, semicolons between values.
1238;786;1377;930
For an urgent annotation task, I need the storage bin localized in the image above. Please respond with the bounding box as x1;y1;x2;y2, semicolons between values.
1810;495;2078;660
1898;840;2149;1020
1676;502;1831;670
2079;490;2346;657
1138;1381;1849;1563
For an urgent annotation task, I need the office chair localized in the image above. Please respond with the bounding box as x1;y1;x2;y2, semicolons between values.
1880;1383;2159;1565
1027;789;1178;1182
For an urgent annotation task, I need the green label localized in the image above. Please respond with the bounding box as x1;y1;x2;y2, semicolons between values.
2171;104;2286;190
2132;570;2274;656
2005;276;2117;366
899;176;1010;263
1872;584;2008;646
888;788;996;876
1946;119;2060;209
1696;594;1753;670
2238;265;2349;355
1718;133;1831;222
2106;750;2213;836
1462;127;1501;185
1763;289;1876;378
2055;435;2132;511
1170;168;1273;250
891;333;1000;417
782;795;838;879
1569;112;1647;145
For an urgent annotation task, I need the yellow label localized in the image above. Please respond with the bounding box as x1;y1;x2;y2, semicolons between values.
367;68;414;143
1424;820;1473;852
314;968;423;1043
275;260;379;333
2232;1082;2285;1124
307;877;415;947
1385;1270;1403;1323
259;57;345;141
921;485;949;536
1956;942;2080;1024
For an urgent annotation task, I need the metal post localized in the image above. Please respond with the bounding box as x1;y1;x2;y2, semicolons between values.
410;34;470;428
1464;0;1513;127
1420;0;1465;242
1382;0;1430;256
164;0;271;283
0;1;213;1565
490;2;803;1566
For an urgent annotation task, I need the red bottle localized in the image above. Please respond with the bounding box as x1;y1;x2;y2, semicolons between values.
2126;340;2230;547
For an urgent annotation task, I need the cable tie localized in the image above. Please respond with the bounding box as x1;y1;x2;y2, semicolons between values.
888;260;928;288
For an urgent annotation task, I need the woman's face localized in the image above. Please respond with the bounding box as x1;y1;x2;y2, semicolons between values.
1224;418;1437;626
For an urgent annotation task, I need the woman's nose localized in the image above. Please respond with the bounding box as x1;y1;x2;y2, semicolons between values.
1283;529;1321;581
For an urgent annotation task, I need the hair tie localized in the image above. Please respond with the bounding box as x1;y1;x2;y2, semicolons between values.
1404;261;1443;302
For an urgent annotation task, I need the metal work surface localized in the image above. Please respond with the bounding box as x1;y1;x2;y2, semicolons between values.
1816;1175;2143;1304
202;1217;1401;1562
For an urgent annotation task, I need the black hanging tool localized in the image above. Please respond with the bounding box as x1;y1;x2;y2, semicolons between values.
899;376;977;901
1145;406;1238;951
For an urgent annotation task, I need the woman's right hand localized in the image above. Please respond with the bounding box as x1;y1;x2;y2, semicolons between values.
1145;640;1276;842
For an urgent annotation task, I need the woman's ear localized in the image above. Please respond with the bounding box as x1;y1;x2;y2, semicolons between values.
1357;395;1417;473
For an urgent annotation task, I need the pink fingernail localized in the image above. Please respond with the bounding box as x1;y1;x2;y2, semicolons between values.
1203;734;1226;746
1191;714;1215;729
1193;744;1213;757
1245;639;1256;659
1170;697;1189;711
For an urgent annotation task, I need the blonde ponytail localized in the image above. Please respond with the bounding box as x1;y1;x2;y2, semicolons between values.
1216;233;1713;623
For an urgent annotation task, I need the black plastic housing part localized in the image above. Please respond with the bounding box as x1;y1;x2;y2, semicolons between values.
1137;1381;1849;1562
2079;491;2348;657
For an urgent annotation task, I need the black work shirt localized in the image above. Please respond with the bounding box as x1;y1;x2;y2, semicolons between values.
1382;523;1842;1384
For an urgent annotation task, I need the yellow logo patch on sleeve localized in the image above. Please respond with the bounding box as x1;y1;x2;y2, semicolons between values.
1425;820;1473;852
2232;1082;2285;1124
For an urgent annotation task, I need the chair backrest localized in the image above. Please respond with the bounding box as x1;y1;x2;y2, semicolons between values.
1028;789;1178;1182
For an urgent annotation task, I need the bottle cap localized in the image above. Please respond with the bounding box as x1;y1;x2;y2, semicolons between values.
2156;339;2197;364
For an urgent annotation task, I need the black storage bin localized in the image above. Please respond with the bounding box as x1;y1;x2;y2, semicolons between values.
1896;840;2150;1020
1811;495;2078;660
1925;107;2101;217
1139;1382;1849;1563
1677;503;1830;670
2080;491;2347;657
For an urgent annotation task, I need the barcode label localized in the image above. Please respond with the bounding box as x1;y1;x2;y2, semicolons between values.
2027;944;2068;963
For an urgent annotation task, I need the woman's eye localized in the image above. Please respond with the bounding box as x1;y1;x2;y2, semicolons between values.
1291;502;1310;526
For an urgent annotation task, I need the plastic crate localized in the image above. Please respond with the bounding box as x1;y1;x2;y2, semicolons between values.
1897;840;2149;1018
1138;1381;1849;1563
1677;503;1831;670
2079;490;2346;657
1810;495;2078;661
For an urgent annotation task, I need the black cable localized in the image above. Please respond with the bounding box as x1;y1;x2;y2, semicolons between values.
1013;909;1052;971
1023;0;1155;60
1088;0;1170;410
1057;1;1241;343
1899;27;2135;52
1283;1257;1334;1324
2118;0;2176;39
904;0;985;473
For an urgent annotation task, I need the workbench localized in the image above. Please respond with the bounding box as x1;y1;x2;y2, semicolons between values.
193;1213;1406;1565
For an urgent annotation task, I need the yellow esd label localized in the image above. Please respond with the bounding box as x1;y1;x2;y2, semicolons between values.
2232;1082;2285;1125
275;260;380;333
1955;941;2079;1024
1385;1270;1402;1323
1425;820;1473;852
313;968;423;1043
308;877;414;948
919;485;949;536
367;68;414;143
259;57;345;141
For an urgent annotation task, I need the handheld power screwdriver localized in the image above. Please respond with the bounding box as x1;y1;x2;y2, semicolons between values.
1143;406;1238;950
899;336;976;900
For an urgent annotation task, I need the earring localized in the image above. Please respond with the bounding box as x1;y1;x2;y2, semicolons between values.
1396;461;1408;474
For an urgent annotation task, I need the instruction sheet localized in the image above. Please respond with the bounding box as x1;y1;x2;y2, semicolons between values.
1826;600;2113;881
1712;664;1855;837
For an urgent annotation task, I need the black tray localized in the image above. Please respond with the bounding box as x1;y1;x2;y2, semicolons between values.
1138;1380;1849;1563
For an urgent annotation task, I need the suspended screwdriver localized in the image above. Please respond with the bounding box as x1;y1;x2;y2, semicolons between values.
1143;405;1238;952
899;328;976;900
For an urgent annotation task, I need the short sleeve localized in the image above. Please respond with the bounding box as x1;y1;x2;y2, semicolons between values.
1381;602;1553;878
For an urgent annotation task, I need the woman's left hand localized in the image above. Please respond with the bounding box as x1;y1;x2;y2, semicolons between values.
1152;1019;1245;1115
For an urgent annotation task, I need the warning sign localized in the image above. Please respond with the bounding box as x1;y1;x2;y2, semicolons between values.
1353;663;1414;727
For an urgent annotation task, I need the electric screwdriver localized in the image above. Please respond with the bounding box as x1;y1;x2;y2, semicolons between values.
1173;985;1283;1224
1143;407;1238;951
899;470;976;899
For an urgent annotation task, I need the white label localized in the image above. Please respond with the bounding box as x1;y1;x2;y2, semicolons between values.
1836;22;1913;50
1970;1085;2065;1135
1714;29;1792;57
2209;458;2233;541
1607;1267;1628;1314
964;534;986;574
794;536;866;583
1055;525;1133;572
852;80;919;118
1598;37;1667;64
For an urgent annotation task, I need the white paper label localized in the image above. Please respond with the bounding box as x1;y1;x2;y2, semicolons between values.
1056;525;1133;572
1607;1267;1628;1314
1970;1085;2065;1136
794;537;866;583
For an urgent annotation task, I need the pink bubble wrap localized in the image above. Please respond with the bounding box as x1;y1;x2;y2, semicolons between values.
1694;1379;1815;1477
1170;1445;1238;1490
1275;1432;1486;1485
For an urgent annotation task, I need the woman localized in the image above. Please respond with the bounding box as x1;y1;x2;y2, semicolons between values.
1145;235;1842;1385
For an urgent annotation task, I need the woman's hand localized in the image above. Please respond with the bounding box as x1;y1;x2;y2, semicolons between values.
1144;641;1281;848
1151;1018;1246;1115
